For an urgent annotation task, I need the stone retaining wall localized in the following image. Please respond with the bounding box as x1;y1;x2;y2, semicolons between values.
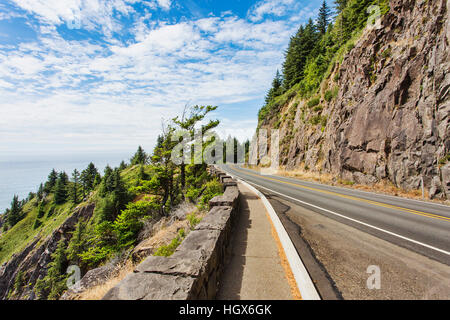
103;166;240;300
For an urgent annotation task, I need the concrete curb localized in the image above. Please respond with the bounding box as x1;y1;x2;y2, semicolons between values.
222;168;321;301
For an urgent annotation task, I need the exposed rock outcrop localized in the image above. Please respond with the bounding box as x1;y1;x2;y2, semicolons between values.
261;0;449;199
0;203;95;300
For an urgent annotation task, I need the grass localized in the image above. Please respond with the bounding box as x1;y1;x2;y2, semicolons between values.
0;197;74;264
75;261;135;300
153;229;186;257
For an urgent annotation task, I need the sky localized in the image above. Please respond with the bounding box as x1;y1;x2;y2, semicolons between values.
0;0;324;161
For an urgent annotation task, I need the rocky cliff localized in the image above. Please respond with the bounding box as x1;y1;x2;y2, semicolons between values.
0;203;95;300
260;0;450;199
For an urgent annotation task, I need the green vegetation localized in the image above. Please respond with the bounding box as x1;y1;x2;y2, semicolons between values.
0;105;227;300
154;229;186;257
258;0;390;125
197;179;223;210
324;87;339;102
187;213;202;230
307;97;321;108
35;240;69;300
439;153;450;167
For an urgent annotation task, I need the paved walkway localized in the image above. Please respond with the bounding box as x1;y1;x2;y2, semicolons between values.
217;183;300;300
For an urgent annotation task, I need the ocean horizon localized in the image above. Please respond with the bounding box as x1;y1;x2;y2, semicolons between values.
0;151;131;214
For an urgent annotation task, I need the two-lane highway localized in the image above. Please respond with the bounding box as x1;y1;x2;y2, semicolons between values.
221;165;450;265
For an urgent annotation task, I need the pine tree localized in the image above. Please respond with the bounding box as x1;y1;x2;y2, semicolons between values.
7;195;23;228
119;161;127;171
334;0;348;13
265;70;283;104
59;172;69;186
35;239;68;300
54;176;68;205
71;169;80;204
282;19;318;90
172;105;219;190
67;219;88;266
37;183;44;201
80;163;99;195
131;146;147;165
45;169;58;193
100;165;114;195
317;1;331;34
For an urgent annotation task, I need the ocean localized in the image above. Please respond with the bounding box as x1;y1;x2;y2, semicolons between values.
0;152;131;214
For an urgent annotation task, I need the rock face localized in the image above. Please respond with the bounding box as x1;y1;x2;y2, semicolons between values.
0;203;95;300
261;0;449;199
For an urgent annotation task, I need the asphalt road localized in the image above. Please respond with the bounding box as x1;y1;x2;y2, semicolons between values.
220;165;450;266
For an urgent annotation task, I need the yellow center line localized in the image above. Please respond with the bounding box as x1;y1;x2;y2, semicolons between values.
231;166;450;223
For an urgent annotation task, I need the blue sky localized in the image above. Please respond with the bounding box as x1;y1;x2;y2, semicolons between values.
0;0;324;160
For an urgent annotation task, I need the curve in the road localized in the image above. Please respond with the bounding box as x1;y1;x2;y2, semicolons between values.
221;165;450;265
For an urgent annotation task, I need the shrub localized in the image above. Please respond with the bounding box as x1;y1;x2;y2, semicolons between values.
381;48;392;59
113;200;161;248
187;213;202;230
313;105;323;112
307;97;320;108
37;202;46;219
153;229;186;257
198;180;223;210
78;246;115;268
439;153;450;166
325;86;339;102
47;205;56;217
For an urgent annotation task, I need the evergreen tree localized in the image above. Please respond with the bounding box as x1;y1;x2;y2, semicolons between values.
37;183;44;201
35;240;68;300
67;219;88;267
14;271;24;293
138;165;149;181
71;169;80;204
99;167;129;220
172;105;219;190
7;195;23;228
282;19;318;90
100;165;114;196
334;0;348;13
80;163;99;195
156;135;164;149
119;161;127;171
131;146;147;165
54;176;68;205
93;173;102;188
317;1;332;34
265;70;283;104
44;169;58;193
37;201;46;219
59;172;69;186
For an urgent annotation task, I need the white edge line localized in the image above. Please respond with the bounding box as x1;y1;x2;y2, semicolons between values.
221;167;321;301
241;179;450;258
237;166;450;209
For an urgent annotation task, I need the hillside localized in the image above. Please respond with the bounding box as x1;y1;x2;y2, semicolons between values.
258;0;449;200
0;106;223;300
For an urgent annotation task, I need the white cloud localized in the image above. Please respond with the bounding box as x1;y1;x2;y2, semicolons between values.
156;0;172;11
248;0;296;22
9;0;137;36
0;0;318;155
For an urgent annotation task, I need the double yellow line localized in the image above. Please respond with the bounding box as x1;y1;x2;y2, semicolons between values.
232;166;450;223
